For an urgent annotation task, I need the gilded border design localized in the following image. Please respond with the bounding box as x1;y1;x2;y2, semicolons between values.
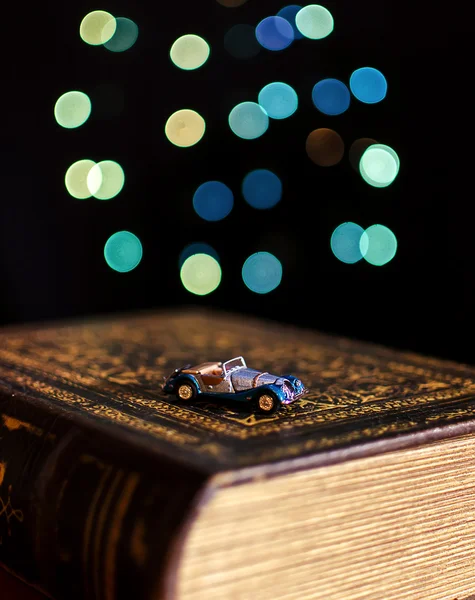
1;313;475;466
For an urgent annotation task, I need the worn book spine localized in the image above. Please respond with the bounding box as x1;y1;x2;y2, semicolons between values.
0;389;206;600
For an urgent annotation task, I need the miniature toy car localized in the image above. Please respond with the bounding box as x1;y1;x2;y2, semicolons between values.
162;356;307;414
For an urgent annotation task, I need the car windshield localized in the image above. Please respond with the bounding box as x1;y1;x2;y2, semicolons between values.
223;357;246;374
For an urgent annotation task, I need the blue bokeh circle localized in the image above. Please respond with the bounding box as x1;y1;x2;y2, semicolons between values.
312;78;351;116
193;181;234;222
276;5;304;40
242;169;283;209
255;16;294;51
350;67;388;104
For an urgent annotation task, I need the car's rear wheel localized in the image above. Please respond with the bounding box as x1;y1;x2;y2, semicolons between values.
256;391;279;414
175;381;197;401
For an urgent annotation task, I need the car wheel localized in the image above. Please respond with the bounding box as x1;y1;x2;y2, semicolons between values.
175;381;197;401
256;392;279;414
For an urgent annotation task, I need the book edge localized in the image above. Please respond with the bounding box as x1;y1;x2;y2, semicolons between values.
159;478;218;600
212;415;475;487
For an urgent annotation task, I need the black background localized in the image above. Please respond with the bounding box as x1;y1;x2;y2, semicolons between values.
1;0;473;364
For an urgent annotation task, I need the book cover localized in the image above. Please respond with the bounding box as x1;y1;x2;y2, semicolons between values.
0;566;45;600
1;308;475;599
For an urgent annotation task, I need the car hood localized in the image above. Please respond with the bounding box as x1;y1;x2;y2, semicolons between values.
231;368;282;392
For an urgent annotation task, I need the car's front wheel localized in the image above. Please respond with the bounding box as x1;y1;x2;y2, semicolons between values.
175;380;197;401
256;391;280;414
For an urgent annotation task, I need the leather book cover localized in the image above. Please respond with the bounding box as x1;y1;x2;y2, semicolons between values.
0;566;46;600
1;307;475;600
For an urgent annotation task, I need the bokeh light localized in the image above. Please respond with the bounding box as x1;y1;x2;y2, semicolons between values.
360;144;400;188
103;17;139;52
193;181;234;221
277;5;304;40
80;10;116;46
360;225;397;266
306;128;344;166
165;109;206;147
242;170;282;209
295;5;334;39
224;25;261;59
349;138;377;171
331;222;366;264
87;160;125;200
258;82;298;119
350;67;387;104
179;243;220;268
256;16;294;51
216;0;248;6
170;35;210;70
54;91;91;129
242;252;283;294
229;102;269;140
65;159;96;200
181;254;222;296
312;79;351;115
104;231;143;273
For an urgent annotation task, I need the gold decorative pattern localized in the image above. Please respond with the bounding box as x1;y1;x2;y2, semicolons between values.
0;310;475;470
0;485;24;539
1;415;43;437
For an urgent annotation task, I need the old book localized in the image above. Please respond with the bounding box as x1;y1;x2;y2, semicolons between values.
1;308;475;600
0;566;46;600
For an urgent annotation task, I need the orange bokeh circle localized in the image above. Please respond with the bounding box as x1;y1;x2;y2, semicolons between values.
306;128;345;167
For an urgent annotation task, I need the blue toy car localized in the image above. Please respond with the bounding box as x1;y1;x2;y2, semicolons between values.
162;356;307;414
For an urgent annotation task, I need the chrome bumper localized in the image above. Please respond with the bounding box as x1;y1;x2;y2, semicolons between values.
283;387;309;404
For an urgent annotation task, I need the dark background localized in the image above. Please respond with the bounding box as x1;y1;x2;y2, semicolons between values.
1;0;473;364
